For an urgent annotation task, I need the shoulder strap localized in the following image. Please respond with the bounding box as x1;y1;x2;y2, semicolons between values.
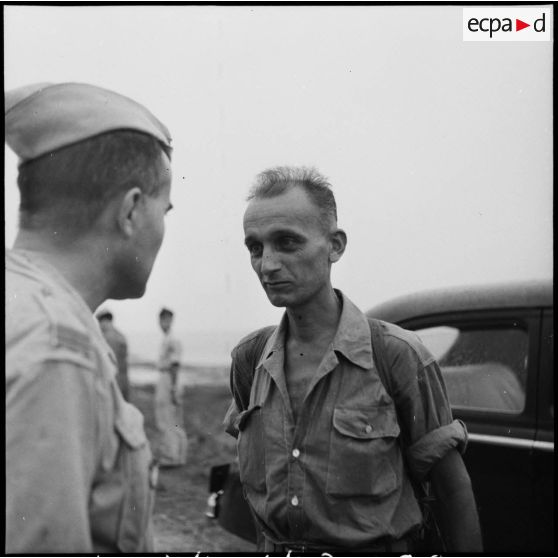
230;326;275;411
367;317;394;398
369;318;444;547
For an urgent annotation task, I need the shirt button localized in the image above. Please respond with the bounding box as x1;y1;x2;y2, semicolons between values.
365;424;373;434
291;495;299;507
292;448;300;458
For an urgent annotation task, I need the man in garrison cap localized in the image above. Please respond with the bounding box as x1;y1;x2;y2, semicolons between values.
5;83;174;553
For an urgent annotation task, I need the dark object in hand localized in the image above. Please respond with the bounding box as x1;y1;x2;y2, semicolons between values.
206;463;257;543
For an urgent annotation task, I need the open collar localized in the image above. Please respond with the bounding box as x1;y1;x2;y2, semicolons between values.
331;290;374;370
257;289;373;372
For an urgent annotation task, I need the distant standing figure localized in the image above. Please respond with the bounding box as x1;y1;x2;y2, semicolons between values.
97;310;130;401
154;307;188;466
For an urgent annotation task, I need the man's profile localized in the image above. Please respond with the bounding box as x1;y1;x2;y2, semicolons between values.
5;82;174;553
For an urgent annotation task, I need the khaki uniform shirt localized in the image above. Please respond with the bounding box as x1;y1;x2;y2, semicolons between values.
228;291;467;548
5;249;156;553
158;331;182;371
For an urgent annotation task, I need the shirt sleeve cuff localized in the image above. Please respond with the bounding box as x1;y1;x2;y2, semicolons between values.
406;419;468;481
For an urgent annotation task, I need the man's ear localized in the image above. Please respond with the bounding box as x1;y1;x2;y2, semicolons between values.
329;229;347;263
117;187;143;237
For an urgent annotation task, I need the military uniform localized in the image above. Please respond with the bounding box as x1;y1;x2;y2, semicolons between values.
154;330;188;466
101;324;130;401
5;249;157;553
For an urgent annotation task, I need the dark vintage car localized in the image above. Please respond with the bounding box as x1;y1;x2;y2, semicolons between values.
209;279;553;553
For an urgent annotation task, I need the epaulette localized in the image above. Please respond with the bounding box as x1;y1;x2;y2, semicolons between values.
34;288;94;359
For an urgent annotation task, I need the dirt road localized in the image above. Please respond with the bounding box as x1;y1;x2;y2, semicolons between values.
132;383;257;553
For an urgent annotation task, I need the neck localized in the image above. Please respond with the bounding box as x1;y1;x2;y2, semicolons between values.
13;229;114;311
285;286;341;343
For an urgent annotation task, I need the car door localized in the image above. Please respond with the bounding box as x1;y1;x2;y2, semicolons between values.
401;308;541;553
531;308;554;552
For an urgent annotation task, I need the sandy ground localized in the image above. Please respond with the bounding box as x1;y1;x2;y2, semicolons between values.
131;382;257;554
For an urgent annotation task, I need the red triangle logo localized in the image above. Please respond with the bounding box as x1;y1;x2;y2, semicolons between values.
516;19;530;31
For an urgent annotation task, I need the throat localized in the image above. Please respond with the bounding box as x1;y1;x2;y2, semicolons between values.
284;340;328;421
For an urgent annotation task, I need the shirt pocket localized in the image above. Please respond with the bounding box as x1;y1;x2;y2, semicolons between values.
326;405;401;498
114;403;156;553
236;406;267;493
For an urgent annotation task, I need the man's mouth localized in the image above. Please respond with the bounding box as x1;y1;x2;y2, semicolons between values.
264;281;290;289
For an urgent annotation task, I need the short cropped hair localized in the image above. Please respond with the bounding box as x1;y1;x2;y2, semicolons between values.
17;130;172;232
247;166;337;229
159;307;174;319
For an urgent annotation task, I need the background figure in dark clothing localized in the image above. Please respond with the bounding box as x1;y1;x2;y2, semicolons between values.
97;310;130;401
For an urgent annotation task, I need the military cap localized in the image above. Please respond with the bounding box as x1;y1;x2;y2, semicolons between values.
5;82;172;163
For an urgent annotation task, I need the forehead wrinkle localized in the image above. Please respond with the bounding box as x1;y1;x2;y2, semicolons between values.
244;205;323;233
244;225;306;242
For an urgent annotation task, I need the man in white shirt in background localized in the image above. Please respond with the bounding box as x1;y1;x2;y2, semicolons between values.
154;307;188;467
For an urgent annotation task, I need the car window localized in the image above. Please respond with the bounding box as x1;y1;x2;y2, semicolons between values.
416;325;528;413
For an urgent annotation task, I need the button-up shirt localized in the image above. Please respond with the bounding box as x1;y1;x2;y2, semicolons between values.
228;291;467;548
5;249;156;553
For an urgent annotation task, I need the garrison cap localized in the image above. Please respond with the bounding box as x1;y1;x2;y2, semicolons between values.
5;82;172;163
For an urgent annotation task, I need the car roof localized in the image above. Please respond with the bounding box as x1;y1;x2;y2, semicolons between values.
366;279;553;324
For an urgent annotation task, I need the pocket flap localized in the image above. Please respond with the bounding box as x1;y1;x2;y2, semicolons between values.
333;406;400;439
114;403;148;449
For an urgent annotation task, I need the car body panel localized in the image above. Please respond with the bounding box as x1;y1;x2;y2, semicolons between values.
368;280;552;325
366;279;553;553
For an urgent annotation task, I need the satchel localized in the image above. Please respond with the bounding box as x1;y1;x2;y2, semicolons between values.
206;463;258;543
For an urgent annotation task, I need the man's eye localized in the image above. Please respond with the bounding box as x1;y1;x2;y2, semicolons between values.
248;244;262;257
278;237;298;250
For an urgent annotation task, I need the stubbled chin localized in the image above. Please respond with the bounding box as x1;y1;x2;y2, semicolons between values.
265;292;289;308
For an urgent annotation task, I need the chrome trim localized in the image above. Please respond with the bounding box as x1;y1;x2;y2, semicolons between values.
533;440;555;452
468;433;555;452
468;433;533;449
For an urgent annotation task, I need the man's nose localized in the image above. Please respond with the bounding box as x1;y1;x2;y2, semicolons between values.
260;248;282;274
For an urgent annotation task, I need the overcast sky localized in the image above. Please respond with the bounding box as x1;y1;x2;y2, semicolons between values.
4;5;553;361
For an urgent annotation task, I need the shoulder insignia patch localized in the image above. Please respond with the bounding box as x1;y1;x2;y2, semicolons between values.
53;324;92;357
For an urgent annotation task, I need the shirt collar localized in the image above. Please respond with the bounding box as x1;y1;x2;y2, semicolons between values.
257;312;288;369
331;290;374;370
257;289;373;371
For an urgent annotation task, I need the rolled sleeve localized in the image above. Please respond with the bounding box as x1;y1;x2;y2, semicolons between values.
407;419;468;481
223;397;240;438
383;326;466;481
